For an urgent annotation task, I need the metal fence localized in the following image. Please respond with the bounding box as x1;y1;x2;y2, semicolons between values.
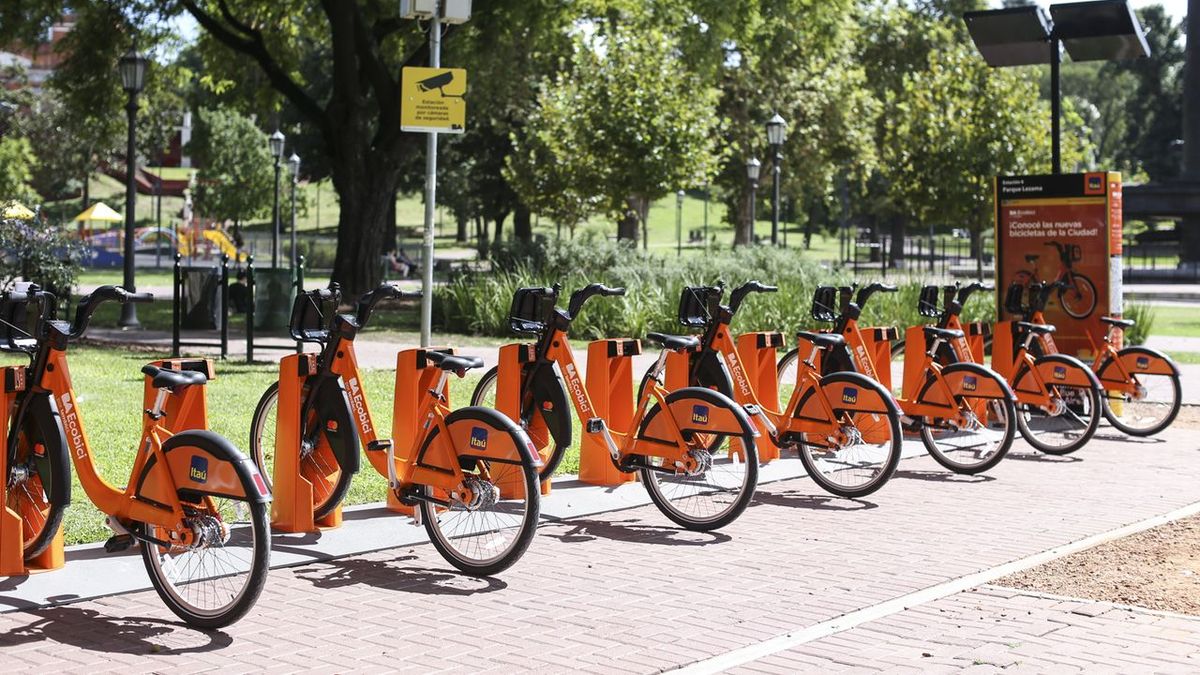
839;229;994;278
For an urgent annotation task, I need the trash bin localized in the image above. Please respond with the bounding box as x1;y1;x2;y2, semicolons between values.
253;268;293;332
181;267;223;330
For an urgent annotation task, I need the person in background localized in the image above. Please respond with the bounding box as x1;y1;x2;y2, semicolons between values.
229;269;250;313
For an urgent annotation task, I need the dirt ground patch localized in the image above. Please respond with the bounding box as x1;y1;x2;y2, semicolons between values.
1171;405;1200;429
998;515;1200;616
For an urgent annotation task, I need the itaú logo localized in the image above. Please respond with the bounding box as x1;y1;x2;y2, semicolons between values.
962;375;978;392
841;387;859;405
725;352;753;397
469;426;488;450
1053;365;1067;381
59;392;86;459
564;363;589;415
691;405;709;424
189;455;209;483
347;377;372;435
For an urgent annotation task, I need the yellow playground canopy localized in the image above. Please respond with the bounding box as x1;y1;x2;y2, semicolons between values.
74;202;123;223
2;201;36;220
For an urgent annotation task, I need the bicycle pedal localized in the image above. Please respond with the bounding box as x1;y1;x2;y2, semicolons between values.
103;534;135;553
367;439;392;452
900;415;922;432
586;417;606;434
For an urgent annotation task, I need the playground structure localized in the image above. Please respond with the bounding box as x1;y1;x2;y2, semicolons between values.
78;212;246;268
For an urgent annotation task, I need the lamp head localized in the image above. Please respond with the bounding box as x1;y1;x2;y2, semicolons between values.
288;152;301;178
746;157;761;183
767;113;787;146
269;130;285;160
118;49;148;94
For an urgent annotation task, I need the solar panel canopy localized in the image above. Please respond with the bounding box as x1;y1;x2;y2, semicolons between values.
1049;0;1151;62
964;6;1053;67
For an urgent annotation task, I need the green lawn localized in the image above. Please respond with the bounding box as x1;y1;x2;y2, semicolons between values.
1141;305;1200;338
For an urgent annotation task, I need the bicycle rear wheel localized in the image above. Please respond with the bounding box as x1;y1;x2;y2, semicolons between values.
140;432;270;629
790;372;901;498
419;407;540;576
635;388;758;531
249;381;355;518
1097;347;1182;437
1013;357;1101;455
916;363;1016;474
7;393;70;559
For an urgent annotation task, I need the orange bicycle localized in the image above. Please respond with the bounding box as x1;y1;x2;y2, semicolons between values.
638;282;903;498
471;283;760;531
779;283;1018;474
1005;281;1179;437
3;285;271;628
1011;241;1097;319
249;284;542;575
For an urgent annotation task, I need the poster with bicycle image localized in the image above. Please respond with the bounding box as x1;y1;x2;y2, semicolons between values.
995;172;1122;357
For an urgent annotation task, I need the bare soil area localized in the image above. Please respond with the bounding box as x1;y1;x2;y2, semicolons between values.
999;515;1200;616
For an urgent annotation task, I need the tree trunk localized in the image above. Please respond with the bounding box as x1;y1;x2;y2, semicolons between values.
889;215;905;268
329;158;400;297
513;204;532;243
493;211;508;245
475;215;489;261
456;213;468;243
617;209;638;241
734;191;753;247
383;194;397;253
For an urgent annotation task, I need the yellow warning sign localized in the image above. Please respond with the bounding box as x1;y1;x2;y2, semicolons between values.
401;67;466;134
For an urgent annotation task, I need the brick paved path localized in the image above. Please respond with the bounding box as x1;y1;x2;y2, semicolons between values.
2;428;1199;672
736;586;1200;673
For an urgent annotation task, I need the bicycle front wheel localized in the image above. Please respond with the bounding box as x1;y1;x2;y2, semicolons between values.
1059;275;1097;319
249;381;355;518
635;388;758;531
791;372;902;498
1013;356;1101;455
7;393;70;559
140;433;270;629
916;363;1016;474
419;407;540;576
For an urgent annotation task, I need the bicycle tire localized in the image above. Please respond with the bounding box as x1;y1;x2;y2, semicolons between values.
1096;347;1182;437
915;363;1016;474
1059;275;1097;319
419;406;540;576
792;371;902;498
140;431;271;629
1013;356;1101;455
469;365;569;481
248;381;355;519
636;387;758;531
7;393;70;559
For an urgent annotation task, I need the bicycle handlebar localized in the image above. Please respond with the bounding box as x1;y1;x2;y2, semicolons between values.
728;281;777;316
355;283;421;327
70;285;153;339
955;281;993;306
567;283;625;320
854;282;897;310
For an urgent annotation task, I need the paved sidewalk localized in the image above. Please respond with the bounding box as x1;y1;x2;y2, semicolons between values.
1;427;1199;671
734;586;1200;673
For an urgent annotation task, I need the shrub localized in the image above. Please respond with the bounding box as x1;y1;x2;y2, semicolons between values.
436;236;995;339
0;217;84;302
1122;301;1154;346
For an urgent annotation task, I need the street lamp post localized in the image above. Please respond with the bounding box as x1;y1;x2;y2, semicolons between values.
676;189;685;256
745;158;761;245
766;113;787;246
118;48;147;328
269;130;285;269
287;153;300;279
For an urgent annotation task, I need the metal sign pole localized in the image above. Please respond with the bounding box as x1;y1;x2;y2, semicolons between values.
420;3;441;348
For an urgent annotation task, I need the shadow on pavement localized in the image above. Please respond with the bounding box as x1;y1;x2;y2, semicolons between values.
894;470;997;484
293;555;507;595
0;606;232;654
1091;432;1164;444
539;518;732;546
750;490;878;512
1004;452;1083;463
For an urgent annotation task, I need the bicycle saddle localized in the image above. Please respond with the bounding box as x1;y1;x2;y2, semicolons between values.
645;332;700;352
796;331;845;350
922;326;964;342
141;365;208;390
1015;321;1056;335
1100;316;1134;329
426;351;485;372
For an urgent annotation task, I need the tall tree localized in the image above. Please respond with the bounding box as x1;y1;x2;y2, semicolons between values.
191;107;274;230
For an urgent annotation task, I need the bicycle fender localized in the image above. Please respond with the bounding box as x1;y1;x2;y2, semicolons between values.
532;363;572;451
445;406;542;468
17;392;72;508
1035;354;1103;390
638;387;757;442
938;363;1016;401
137;430;271;505
314;376;362;475
1114;346;1179;377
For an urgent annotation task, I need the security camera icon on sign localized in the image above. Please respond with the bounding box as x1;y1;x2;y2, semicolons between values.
417;71;463;98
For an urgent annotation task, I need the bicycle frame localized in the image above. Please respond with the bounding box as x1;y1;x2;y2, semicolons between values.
32;347;243;540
